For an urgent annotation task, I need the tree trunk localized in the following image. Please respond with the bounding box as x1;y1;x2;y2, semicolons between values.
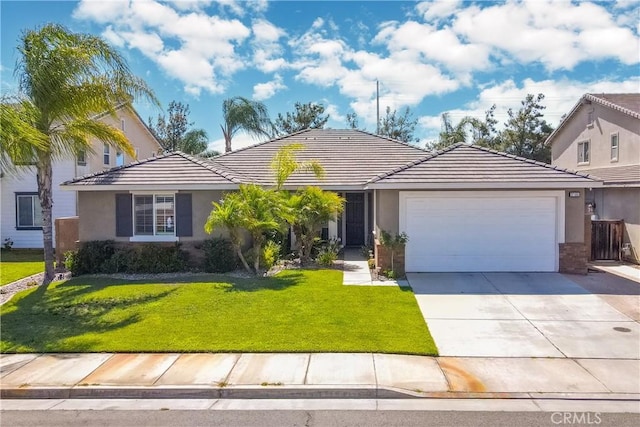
235;245;252;274
36;153;55;286
253;242;261;275
224;134;232;153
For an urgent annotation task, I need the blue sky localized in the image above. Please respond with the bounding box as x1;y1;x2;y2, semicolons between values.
1;0;639;152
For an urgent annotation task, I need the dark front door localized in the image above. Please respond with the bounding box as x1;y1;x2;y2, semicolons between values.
345;193;365;246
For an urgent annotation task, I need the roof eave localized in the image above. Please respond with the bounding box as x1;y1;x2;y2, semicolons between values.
61;183;241;191
366;181;604;190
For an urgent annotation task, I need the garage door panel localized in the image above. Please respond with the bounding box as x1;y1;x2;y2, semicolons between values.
402;193;559;272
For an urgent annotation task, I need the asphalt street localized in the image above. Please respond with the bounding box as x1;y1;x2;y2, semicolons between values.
2;409;639;427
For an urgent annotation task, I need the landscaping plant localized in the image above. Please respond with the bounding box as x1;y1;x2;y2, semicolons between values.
379;230;409;277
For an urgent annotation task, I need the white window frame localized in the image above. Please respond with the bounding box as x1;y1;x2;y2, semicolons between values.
103;143;110;166
130;192;177;242
120;118;126;132
577;140;589;165
610;133;619;162
15;193;42;230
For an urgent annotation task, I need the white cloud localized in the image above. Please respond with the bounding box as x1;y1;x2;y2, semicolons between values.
451;0;639;70
416;0;462;21
74;0;250;95
253;74;286;100
418;77;640;140
323;102;345;125
251;19;287;73
208;132;268;153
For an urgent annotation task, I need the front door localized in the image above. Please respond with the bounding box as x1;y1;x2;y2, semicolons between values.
345;193;365;246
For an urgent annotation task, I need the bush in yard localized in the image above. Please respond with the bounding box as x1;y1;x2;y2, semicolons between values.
126;243;189;273
72;240;117;275
202;238;238;273
262;240;281;270
316;247;337;266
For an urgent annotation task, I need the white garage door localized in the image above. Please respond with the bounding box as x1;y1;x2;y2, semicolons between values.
400;191;562;272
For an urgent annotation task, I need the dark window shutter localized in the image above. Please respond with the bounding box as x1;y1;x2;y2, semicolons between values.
115;193;133;237
175;193;192;237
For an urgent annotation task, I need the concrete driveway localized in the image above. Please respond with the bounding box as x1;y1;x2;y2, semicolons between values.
408;272;640;358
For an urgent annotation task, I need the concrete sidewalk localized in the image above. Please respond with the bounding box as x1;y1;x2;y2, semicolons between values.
1;353;638;401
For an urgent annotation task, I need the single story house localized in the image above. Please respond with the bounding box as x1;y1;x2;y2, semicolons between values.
62;129;602;274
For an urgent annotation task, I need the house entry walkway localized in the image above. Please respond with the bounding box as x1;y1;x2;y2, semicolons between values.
341;248;405;287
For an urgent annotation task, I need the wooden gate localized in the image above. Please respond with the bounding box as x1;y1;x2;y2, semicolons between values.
591;220;624;261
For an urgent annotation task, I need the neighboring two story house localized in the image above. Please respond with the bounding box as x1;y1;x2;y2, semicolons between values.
548;93;640;264
0;105;162;249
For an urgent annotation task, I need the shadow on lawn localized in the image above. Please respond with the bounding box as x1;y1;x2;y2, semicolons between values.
0;280;175;353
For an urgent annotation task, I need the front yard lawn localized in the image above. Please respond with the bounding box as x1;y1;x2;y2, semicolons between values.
1;250;44;286
0;269;437;355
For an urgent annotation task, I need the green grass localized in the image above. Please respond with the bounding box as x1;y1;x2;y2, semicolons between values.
0;269;437;355
1;250;44;286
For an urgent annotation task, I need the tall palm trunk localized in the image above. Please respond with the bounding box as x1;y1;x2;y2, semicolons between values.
224;134;232;153
36;152;55;285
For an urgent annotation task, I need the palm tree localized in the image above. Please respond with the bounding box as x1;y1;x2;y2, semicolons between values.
270;143;324;190
204;196;252;273
180;128;209;155
220;96;271;153
0;24;157;285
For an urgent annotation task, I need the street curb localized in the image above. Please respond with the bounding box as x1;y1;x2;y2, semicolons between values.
2;386;639;401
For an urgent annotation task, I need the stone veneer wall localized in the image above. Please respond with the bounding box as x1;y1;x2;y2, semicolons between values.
559;243;588;275
374;239;406;277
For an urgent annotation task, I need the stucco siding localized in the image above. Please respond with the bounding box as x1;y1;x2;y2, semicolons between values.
80;107;161;174
375;190;399;235
78;191;118;242
564;189;585;243
1;159;78;248
552;102;640;170
77;190;227;243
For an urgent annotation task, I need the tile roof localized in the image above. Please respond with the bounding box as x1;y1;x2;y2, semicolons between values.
577;164;640;186
62;152;241;188
208;128;430;188
368;144;601;188
546;93;640;145
62;131;601;190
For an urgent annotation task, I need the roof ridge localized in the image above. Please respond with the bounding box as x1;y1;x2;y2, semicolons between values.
368;143;601;184
61;151;174;185
546;93;640;145
174;151;244;183
367;143;460;184
350;129;430;152
464;144;599;180
213;129;312;158
585;93;640;119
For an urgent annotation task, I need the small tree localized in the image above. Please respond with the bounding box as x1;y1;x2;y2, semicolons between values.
220;96;271;153
379;106;419;143
149;101;208;154
270;143;324;190
379;230;409;275
272;102;329;136
204;195;252;273
288;187;344;264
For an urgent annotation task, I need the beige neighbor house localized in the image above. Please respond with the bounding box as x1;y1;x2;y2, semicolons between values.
548;93;640;264
0;105;162;249
62;129;601;274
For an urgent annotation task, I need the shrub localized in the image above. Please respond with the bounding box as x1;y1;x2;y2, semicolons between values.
64;250;77;274
66;240;189;275
316;246;338;267
262;240;281;270
202;238;238;273
126;243;189;274
72;240;117;275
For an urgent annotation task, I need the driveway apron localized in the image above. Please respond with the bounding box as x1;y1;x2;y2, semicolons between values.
408;272;640;359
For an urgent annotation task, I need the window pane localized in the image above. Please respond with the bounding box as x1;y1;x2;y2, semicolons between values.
116;152;124;166
17;196;34;227
155;195;175;235
134;195;154;235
